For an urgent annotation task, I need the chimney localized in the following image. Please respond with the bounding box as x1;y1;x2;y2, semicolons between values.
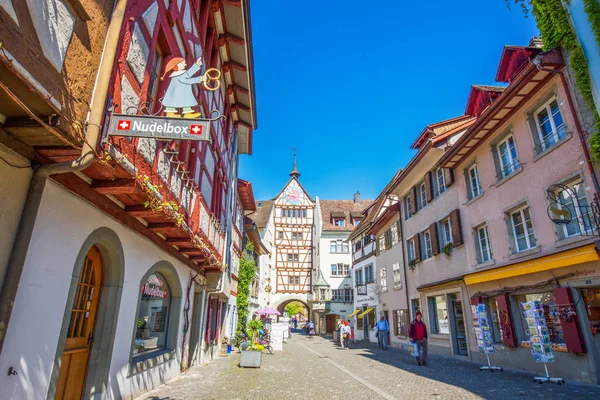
354;191;360;204
528;36;543;49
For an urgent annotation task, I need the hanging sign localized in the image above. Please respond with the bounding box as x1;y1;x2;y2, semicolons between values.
108;113;211;141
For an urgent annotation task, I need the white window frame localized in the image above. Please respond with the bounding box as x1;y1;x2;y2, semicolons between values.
497;135;519;178
380;268;387;292
407;239;415;262
298;232;303;241
509;206;536;252
405;194;413;219
391;223;399;245
423;230;432;259
419;182;428;209
334;218;345;227
476;225;492;263
355;268;363;285
534;97;565;150
468;164;481;199
436;168;446;196
378;235;386;252
392;262;402;288
330;240;337;253
553;180;592;238
440;218;452;246
331;264;338;276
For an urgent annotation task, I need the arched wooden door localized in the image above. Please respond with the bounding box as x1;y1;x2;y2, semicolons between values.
55;246;103;400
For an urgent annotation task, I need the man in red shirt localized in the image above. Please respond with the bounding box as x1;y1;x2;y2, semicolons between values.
408;311;428;366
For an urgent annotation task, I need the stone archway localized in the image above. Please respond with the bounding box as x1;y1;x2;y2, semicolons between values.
271;297;311;321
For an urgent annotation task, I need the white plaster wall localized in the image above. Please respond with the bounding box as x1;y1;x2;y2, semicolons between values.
0;181;195;400
319;232;353;320
0;147;32;291
351;255;377;342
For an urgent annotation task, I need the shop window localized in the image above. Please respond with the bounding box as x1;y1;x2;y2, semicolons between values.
134;273;171;356
484;297;504;344
393;309;409;336
583;289;600;335
428;295;449;334
515;292;565;346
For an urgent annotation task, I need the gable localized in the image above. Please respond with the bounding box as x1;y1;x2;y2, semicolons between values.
273;178;314;206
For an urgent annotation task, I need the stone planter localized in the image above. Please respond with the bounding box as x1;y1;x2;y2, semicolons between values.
240;350;262;368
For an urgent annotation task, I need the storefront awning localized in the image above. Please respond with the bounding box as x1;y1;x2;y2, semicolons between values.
357;308;374;318
347;309;362;318
464;243;599;285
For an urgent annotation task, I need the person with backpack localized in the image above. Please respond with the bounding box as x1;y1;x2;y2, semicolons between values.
409;311;428;366
340;321;351;349
375;315;390;350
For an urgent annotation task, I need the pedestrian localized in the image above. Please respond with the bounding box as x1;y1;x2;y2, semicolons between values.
293;317;298;329
375;315;390;350
308;320;315;336
340;321;351;349
409;311;428;366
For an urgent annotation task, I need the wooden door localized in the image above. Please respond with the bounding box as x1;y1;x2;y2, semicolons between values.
55;246;103;400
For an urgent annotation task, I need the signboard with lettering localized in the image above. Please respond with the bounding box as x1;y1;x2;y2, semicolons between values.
108;113;211;142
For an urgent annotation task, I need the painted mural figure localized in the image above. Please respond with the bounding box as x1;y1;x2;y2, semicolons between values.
160;57;206;119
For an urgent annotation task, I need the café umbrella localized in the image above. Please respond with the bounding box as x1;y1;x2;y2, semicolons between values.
255;307;281;316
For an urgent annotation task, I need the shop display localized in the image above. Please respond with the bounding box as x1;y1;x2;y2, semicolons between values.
471;304;501;372
521;301;564;384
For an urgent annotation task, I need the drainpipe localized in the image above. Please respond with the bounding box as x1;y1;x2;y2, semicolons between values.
392;196;411;316
533;55;600;195
0;0;128;353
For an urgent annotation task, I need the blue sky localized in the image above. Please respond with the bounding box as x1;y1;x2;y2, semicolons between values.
239;1;539;201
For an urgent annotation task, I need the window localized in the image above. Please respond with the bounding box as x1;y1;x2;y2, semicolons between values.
287;209;292;217
440;218;452;247
365;264;374;283
429;295;449;334
497;135;519;179
404;194;413;219
390;223;399;245
484;298;504;344
332;264;350;277
467;164;482;199
331;288;354;302
435;168;446;197
552;180;593;238
278;231;283;240
407;239;416;262
509;206;536;252
380;268;387;292
331;240;348;253
331;264;338;276
516;292;565;345
418;182;428;210
475;225;492;263
393;309;409;336
330;241;336;253
135;273;171;355
287;254;293;262
288;276;300;285
392;262;402;288
334;218;345;227
303;209;307;218
298;232;303;240
292;209;296;218
294;254;299;262
353;219;361;226
421;230;432;259
355;268;363;285
281;208;286;217
535;98;565;151
378;235;386;252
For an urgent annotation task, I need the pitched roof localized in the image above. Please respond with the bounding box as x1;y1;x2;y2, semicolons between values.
238;179;256;212
465;85;506;116
410;115;476;150
248;200;273;228
319;199;374;232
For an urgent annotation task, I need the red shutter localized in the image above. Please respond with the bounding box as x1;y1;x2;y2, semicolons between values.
413;235;421;262
450;209;463;246
553;287;586;353
410;186;418;215
495;294;517;347
471;296;483;306
425;172;433;202
444;168;454;187
429;222;439;255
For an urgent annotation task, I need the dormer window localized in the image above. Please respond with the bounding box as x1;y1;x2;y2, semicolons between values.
334;218;345;227
353;219;361;226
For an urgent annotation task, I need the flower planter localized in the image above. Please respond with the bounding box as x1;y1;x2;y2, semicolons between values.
240;350;262;368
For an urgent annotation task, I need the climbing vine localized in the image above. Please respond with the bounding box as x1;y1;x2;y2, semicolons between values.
180;270;200;371
236;241;257;339
507;0;600;161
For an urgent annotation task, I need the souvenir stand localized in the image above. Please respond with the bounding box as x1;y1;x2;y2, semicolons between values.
471;304;502;372
521;301;565;384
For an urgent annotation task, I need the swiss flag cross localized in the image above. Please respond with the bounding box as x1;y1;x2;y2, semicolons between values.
190;124;203;135
117;120;131;130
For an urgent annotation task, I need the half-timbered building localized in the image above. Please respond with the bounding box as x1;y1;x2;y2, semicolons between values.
0;1;257;399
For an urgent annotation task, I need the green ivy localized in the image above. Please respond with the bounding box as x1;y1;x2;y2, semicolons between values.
508;0;600;161
236;241;257;338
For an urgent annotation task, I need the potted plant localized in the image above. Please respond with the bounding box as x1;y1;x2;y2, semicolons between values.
133;339;145;355
408;259;418;270
240;318;264;368
136;319;145;339
442;242;453;258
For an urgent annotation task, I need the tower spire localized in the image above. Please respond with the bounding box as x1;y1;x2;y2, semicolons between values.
290;148;300;178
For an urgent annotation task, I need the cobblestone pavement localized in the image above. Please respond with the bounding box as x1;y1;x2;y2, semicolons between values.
138;333;600;400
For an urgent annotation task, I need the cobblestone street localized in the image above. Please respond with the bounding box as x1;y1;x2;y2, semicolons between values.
138;332;600;400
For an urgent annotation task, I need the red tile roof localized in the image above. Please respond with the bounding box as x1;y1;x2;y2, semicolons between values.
319;199;374;232
248;200;273;228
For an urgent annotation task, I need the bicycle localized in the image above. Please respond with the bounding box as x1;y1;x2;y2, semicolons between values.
237;333;274;354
